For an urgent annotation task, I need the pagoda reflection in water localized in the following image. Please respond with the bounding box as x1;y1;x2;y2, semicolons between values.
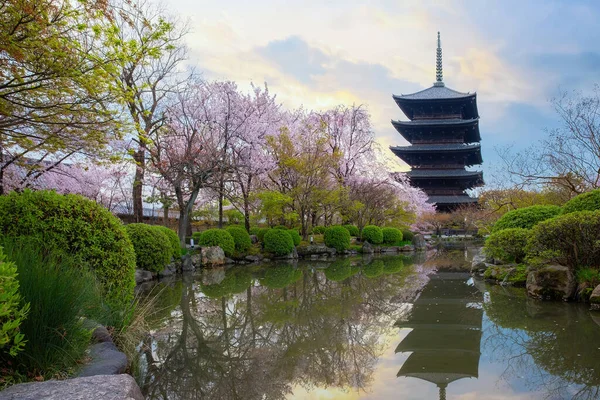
395;272;483;400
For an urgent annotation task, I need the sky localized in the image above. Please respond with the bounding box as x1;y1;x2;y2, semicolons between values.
162;0;600;180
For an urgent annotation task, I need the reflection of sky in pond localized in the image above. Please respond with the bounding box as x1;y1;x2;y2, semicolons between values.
138;249;600;400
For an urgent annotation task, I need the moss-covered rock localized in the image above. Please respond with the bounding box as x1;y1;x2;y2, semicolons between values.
526;265;576;301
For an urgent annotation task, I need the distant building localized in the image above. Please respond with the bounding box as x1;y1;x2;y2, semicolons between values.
391;32;484;212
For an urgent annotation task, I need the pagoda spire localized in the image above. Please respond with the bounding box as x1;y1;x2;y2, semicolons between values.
434;31;444;87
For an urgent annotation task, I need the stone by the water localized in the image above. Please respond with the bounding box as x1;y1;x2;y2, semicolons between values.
77;342;128;377
0;374;143;400
526;265;575;301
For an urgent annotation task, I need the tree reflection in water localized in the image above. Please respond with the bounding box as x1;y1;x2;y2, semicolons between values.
483;285;600;399
138;256;431;400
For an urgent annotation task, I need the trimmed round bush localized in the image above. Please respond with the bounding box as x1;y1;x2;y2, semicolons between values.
562;189;600;214
0;190;136;305
256;228;270;242
154;226;180;260
125;224;172;273
264;229;294;256
195;229;235;257
249;227;261;236
492;205;561;232
273;225;287;230
324;226;351;251
484;228;531;264
226;226;252;252
311;226;326;235
343;225;359;237
528;210;600;269
287;229;302;246
361;225;383;244
401;229;414;242
382;227;403;245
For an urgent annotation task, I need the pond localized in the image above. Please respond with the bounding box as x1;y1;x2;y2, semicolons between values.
136;247;600;400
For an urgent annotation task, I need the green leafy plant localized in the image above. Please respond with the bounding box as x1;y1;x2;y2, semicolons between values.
256;228;270;242
287;229;302;246
382;227;403;245
561;189;600;214
324;226;351;251
401;229;414;242
342;225;359;237
0;247;29;359
527;210;600;270
311;226;326;234
154;226;181;260
263;229;294;256
125;224;172;273
361;225;383;244
484;228;531;263
0;190;136;305
193;229;235;257
492;205;561;232
226;226;252;252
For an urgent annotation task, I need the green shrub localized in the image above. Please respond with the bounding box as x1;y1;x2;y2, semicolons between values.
154;226;180;260
249;227;261;236
484;228;531;263
342;225;359;237
382;227;403;245
324;226;351;251
492;205;561;232
0;247;29;359
0;239;103;378
194;229;235;257
562;189;600;214
287;229;302;246
527;210;600;270
226;226;252;252
264;229;294;256
361;225;383;244
401;229;414;242
125;224;172;273
256;228;270;242
273;225;287;230
311;226;326;234
0;190;136;305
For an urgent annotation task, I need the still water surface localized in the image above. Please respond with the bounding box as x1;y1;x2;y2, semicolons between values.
137;248;600;400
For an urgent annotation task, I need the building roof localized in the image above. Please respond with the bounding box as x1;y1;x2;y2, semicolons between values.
390;143;481;153
427;195;479;204
393;85;474;101
408;169;483;179
392;118;479;127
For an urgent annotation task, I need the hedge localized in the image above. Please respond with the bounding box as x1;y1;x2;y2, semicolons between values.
492;205;561;232
256;228;270;242
264;229;294;256
562;189;600;214
226;226;252;252
324;226;351;251
0;190;136;305
361;225;383;244
382;227;403;245
125;224;172;273
311;226;326;235
401;229;414;242
154;226;180;260
342;225;359;237
287;229;302;246
484;228;531;264
193;229;235;257
527;210;600;270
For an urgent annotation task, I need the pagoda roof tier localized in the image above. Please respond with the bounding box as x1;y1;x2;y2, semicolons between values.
427;195;479;205
408;169;483;179
393;86;479;120
391;118;480;144
391;143;482;167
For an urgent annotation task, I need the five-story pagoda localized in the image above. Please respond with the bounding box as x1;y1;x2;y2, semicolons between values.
390;32;484;212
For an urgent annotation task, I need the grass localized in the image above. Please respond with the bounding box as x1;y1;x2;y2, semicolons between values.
0;238;102;382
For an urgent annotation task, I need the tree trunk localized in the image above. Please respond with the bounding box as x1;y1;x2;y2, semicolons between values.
243;195;251;232
218;175;224;228
163;205;169;227
133;148;146;223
